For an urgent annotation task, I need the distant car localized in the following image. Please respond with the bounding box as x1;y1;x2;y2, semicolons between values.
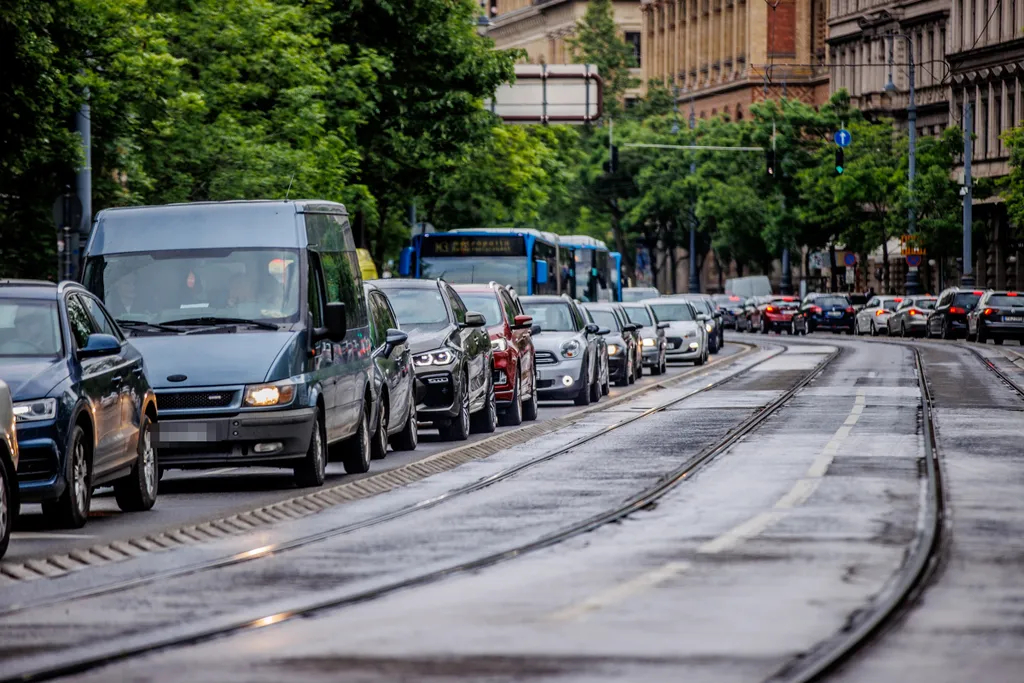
926;287;985;339
363;283;417;458
712;294;745;329
520;294;604;405
621;286;660;302
670;295;722;353
887;296;938;337
751;296;807;334
967;290;1024;344
738;296;768;333
854;295;904;336
621;302;668;375
374;279;495;441
802;294;854;334
584;303;639;386
454;282;539;426
0;281;158;528
645;298;708;365
0;379;18;559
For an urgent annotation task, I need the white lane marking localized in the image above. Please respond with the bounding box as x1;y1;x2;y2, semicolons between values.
12;532;97;540
698;511;782;555
547;561;692;621
774;478;820;509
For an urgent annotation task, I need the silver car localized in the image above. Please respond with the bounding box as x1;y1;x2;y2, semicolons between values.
621;302;668;375
644;298;708;365
854;295;905;336
521;295;605;406
669;294;723;353
0;379;19;560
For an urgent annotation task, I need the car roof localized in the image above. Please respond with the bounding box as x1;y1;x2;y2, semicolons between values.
451;283;499;294
0;280;61;300
520;295;569;303
370;278;441;290
582;302;618;310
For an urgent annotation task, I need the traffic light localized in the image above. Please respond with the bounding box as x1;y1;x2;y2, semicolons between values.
766;149;775;176
835;148;845;175
603;145;619;174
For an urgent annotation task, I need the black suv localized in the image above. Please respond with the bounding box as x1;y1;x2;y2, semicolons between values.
373;279;495;441
967;290;1024;344
926;287;985;339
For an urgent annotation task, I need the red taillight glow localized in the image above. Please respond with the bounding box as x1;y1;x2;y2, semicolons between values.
1009;292;1019;297
845;306;855;313
811;306;822;314
875;310;886;316
984;308;995;315
973;291;984;295
765;305;775;312
949;306;966;314
894;297;903;302
909;309;919;316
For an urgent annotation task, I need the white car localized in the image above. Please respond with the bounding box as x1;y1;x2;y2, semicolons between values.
644;299;709;365
854;295;904;336
0;379;19;559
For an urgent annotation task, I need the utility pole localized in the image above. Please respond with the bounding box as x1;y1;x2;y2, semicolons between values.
773;120;793;295
75;87;92;280
962;101;974;287
886;32;918;295
686;88;700;293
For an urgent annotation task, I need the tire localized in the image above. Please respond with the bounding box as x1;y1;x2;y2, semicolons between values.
941;319;952;340
589;370;601;403
42;425;91;529
760;319;768;334
845;326;854;335
470;381;497;434
0;456;13;560
650;354;662;375
870;321;878;337
601;365;610;396
370;397;389;460
340;404;371;474
499;373;524;427
573;359;592;406
295;408;329;485
900;323;908;338
390;389;419;451
522;373;539;422
977;325;987;344
694;351;705;366
660;352;667;374
114;414;158;512
440;373;471;440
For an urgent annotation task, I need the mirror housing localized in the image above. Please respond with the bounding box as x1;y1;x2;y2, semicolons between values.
530;323;542;336
316;302;347;342
657;321;670;330
597;327;611;336
631;322;644;330
383;328;408;358
463;311;487;328
696;312;709;321
78;333;121;359
585;322;600;335
512;314;533;329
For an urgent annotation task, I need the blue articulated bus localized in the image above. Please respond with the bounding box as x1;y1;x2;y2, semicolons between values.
559;235;622;302
398;228;574;296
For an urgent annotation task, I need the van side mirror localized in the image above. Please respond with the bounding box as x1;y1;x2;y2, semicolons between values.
319;302;347;342
383;328;408;358
78;333;121;359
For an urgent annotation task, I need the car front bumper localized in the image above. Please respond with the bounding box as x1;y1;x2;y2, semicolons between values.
15;420;66;503
535;357;586;400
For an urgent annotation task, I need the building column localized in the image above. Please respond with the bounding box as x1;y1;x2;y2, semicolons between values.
696;0;703;87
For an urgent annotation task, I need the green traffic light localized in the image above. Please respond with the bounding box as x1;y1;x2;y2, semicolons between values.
836;166;844;174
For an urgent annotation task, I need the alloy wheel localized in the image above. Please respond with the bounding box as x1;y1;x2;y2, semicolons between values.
141;426;156;499
72;440;88;519
0;466;8;548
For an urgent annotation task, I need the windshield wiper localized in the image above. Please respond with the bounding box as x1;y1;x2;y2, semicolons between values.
158;316;280;331
116;319;183;333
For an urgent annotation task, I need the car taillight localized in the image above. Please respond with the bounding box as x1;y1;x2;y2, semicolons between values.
984;308;996;316
1009;292;1019;297
875;310;885;316
894;298;903;302
765;305;775;312
973;291;984;295
949;306;966;314
811;306;822;314
845;306;854;313
908;309;919;316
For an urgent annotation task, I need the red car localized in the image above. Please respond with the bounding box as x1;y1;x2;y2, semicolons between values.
750;296;808;334
453;283;539;425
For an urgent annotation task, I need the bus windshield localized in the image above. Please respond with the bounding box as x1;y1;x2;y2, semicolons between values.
420;256;528;292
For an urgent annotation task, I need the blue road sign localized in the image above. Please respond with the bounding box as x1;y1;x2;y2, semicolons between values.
906;254;922;267
844;253;856;267
834;129;852;147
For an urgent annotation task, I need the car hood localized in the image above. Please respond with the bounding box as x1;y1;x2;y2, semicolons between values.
531;330;583;353
0;358;69;401
406;325;457;355
662;321;701;336
131;332;295;388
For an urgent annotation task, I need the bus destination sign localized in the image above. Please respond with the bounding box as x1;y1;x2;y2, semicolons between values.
422;235;526;257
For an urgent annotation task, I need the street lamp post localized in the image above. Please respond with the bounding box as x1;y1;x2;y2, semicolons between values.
683;88;700;293
884;31;919;295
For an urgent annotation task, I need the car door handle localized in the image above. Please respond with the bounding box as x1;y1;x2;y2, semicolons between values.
132;366;144;375
111;376;123;384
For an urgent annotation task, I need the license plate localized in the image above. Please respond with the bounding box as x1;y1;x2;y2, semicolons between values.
159;422;216;443
1004;316;1024;322
827;311;842;318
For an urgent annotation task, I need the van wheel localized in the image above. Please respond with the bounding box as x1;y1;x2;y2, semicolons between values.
499;374;523;427
43;425;91;529
390;390;418;451
440;374;471;440
471;381;497;433
114;414;158;512
340;405;371;475
370;400;388;460
296;410;329;485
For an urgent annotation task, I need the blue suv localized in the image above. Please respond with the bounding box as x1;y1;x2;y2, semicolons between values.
0;281;159;528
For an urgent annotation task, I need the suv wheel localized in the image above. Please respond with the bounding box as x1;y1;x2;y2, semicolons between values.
522;371;539;421
440;373;471;440
470;380;497;434
0;456;12;559
114;414;158;512
43;425;91;529
390;390;419;451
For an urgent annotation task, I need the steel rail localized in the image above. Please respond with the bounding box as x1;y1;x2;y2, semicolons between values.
960;344;1024;398
1;344;841;683
765;340;946;682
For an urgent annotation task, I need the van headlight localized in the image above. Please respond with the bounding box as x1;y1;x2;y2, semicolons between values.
243;381;296;407
560;339;582;358
413;349;455;366
13;398;57;422
491;337;508;352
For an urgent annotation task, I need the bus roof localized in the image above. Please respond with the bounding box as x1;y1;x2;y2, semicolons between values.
558;234;608;250
443;228;561;244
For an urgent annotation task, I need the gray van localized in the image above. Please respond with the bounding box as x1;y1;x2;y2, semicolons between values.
83;200;375;487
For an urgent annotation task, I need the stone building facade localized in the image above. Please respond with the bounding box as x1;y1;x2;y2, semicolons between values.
638;0;831;120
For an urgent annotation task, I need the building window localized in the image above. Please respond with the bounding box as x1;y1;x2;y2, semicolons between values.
981;92;989;158
736;105;744;120
626;32;642;67
995;88;1003;153
1009;84;1017;127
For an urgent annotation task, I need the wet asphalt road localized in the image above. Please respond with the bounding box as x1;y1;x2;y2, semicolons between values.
5;345;742;565
2;335;1023;683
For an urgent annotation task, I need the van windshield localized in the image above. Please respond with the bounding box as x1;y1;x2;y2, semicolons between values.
84;248;301;326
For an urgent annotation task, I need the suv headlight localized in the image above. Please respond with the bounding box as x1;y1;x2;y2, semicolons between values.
13;398;57;422
491;337;508;352
607;343;621;356
642;337;655;347
243;380;297;407
560;339;582;358
413;348;456;366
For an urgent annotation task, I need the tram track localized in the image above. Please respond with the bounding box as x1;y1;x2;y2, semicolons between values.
0;343;840;683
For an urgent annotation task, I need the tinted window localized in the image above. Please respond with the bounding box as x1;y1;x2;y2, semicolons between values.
814;296;850;308
457;292;503;327
367;292;391;347
0;300;62;357
623;305;653;326
80;295;120;339
650;302;695;322
986;294;1023;307
522;302;577;332
953;292;982;307
445;285;467;324
384;286;451;328
912;298;938;310
865;298;880;308
587;309;620;331
498;290;518;324
882;300;900;311
309;257;325;328
66;296;94;349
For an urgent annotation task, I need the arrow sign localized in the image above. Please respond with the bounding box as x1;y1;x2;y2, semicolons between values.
834;129;852;147
844;253;857;267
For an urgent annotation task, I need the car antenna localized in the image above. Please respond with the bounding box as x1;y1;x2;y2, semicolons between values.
285;174;295;200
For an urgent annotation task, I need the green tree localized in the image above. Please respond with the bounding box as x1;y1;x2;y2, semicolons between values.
567;0;638;118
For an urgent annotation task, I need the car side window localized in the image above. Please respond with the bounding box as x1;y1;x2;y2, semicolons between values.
66;295;95;349
80;294;124;341
444;285;467;324
866;298;879;308
308;254;325;328
570;303;585;330
368;292;392;348
499;290;517;324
